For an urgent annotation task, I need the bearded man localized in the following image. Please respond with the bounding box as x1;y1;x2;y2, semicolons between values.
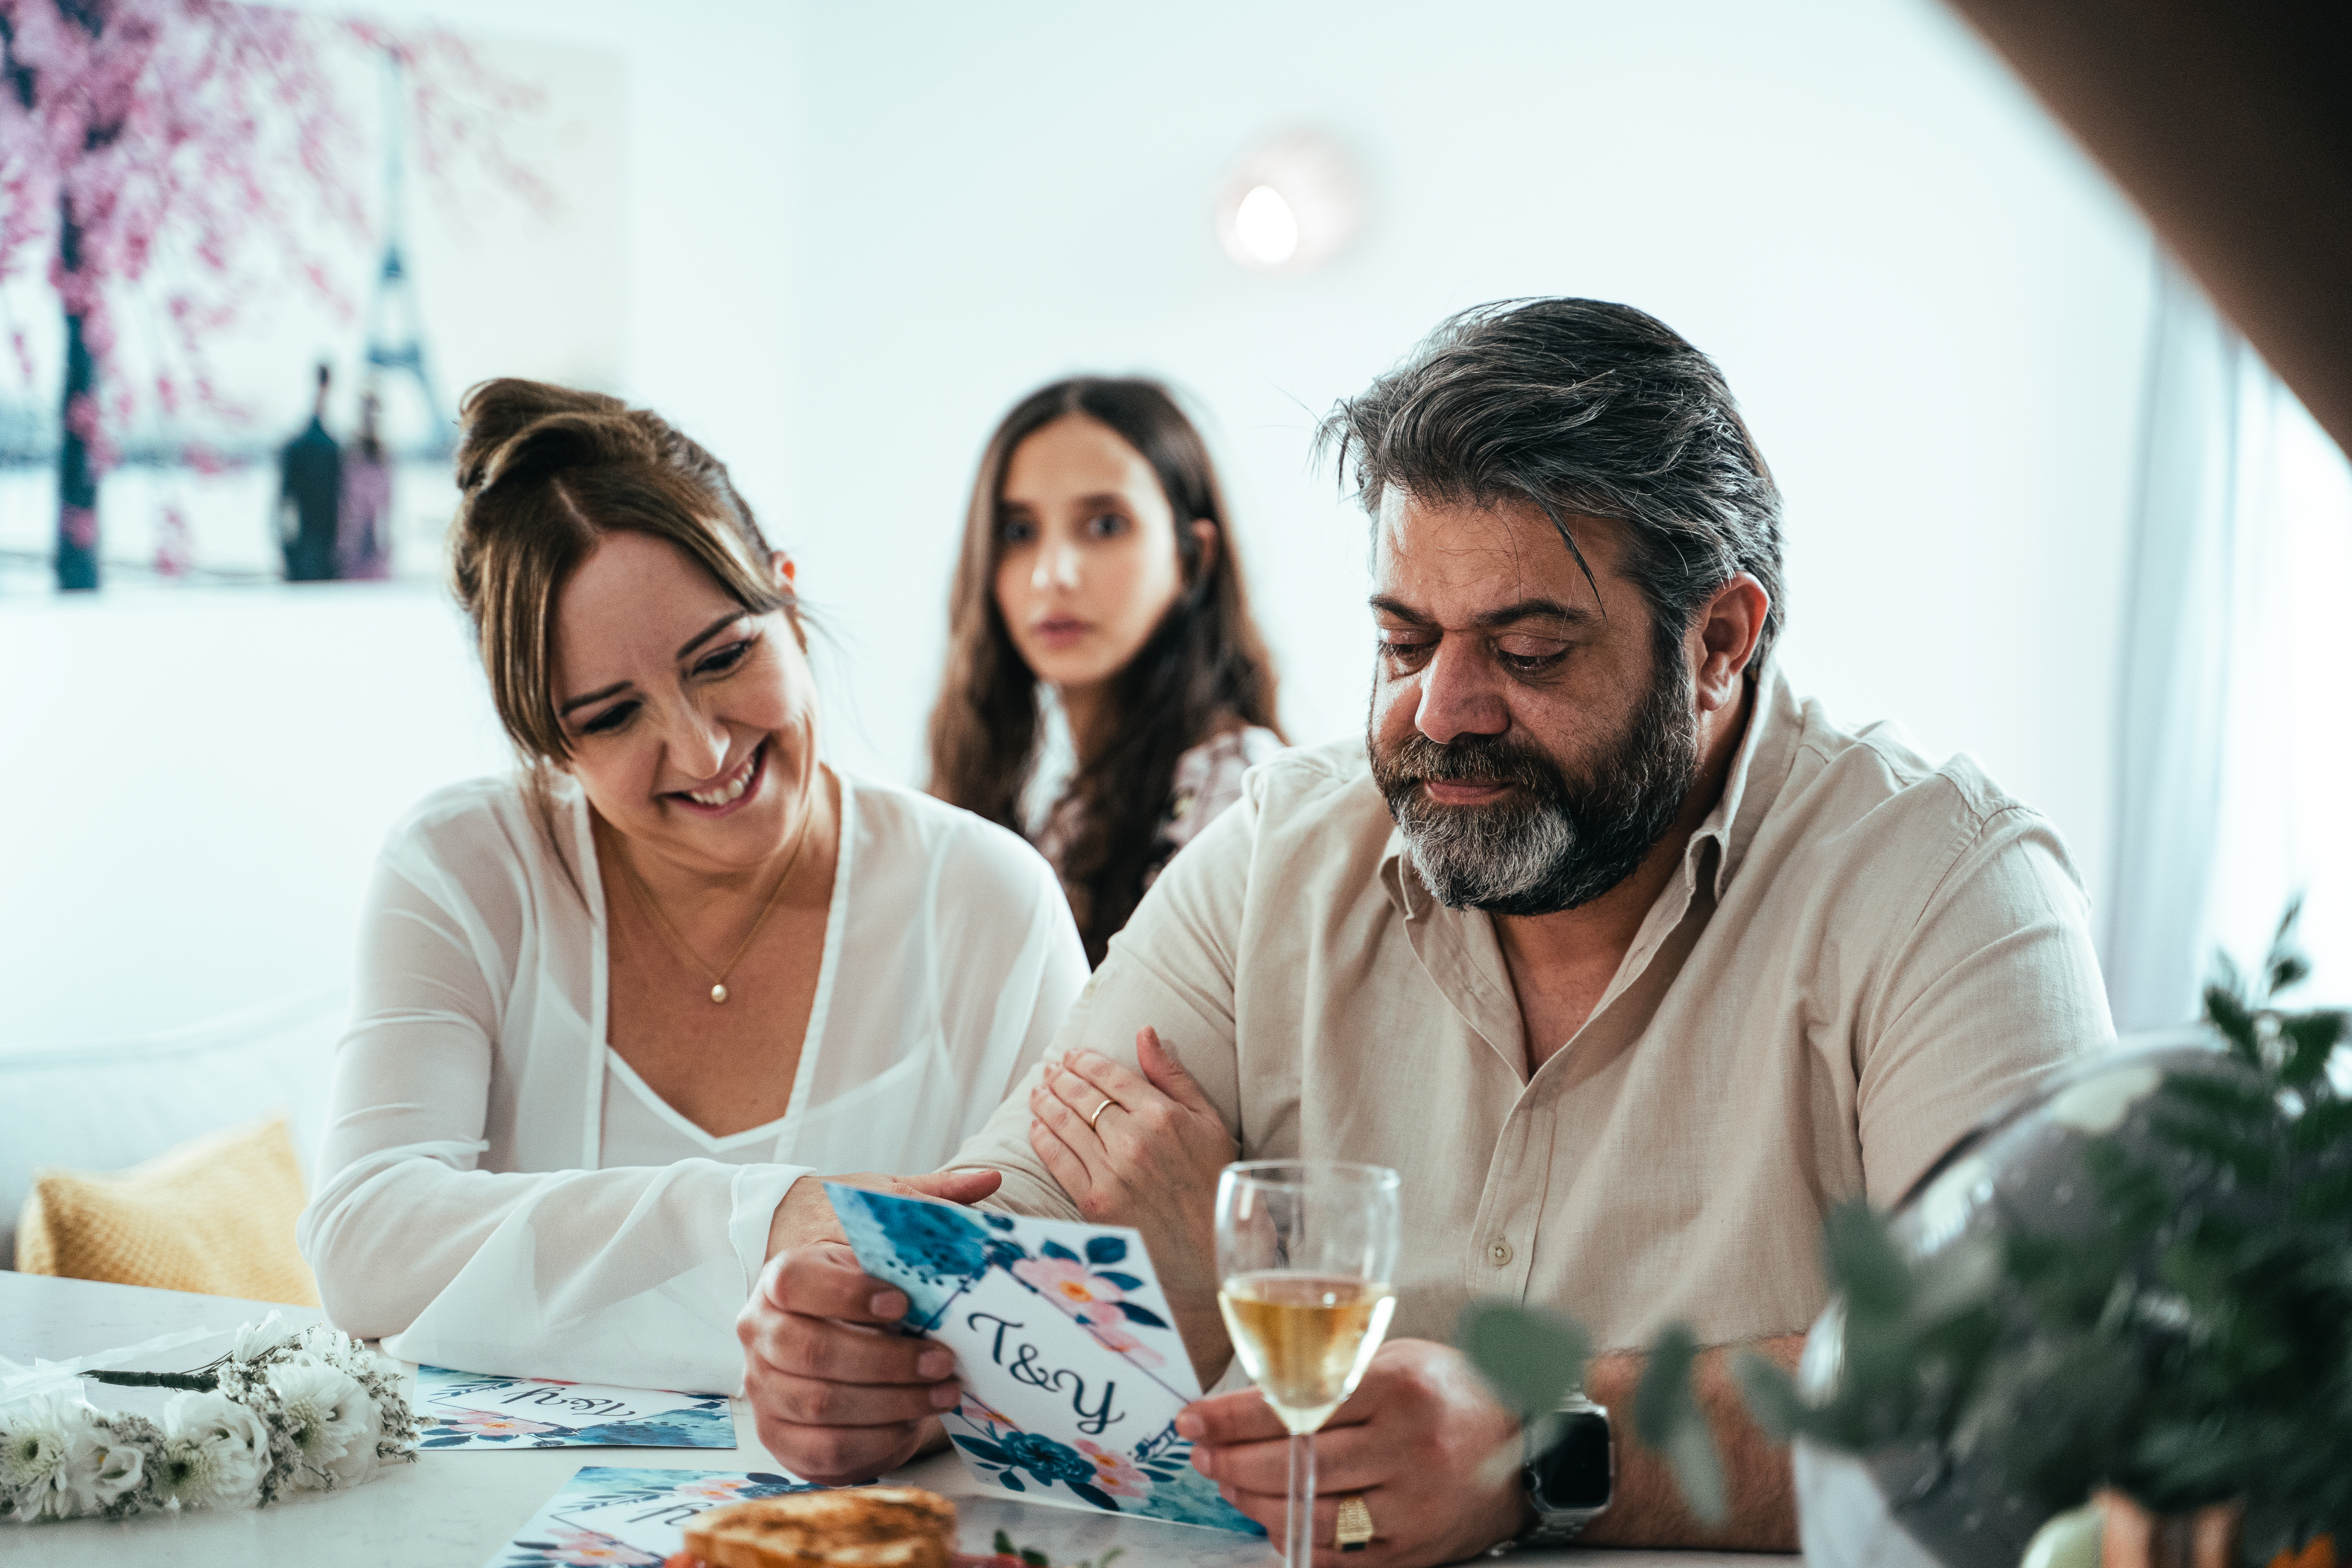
737;299;2113;1560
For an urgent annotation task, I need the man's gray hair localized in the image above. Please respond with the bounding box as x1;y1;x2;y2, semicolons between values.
1318;297;1786;671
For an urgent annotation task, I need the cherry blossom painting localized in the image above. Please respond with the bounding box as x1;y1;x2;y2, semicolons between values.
0;0;622;592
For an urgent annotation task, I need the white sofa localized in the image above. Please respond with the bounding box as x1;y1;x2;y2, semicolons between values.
0;987;346;1268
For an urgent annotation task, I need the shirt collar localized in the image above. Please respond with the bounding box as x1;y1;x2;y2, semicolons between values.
1378;660;1799;918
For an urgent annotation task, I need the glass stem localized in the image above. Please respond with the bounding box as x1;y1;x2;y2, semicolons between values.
1286;1428;1317;1568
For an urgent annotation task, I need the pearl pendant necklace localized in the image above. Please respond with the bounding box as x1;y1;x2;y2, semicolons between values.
614;787;817;1005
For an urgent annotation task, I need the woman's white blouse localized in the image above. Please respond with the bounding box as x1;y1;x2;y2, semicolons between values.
296;769;1087;1393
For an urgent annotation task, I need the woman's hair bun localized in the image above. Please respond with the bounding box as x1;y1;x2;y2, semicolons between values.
455;378;649;497
444;375;791;784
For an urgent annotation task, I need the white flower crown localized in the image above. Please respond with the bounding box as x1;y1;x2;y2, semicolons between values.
0;1313;417;1524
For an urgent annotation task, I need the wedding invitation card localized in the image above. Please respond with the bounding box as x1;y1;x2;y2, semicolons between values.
417;1367;736;1449
826;1182;1261;1535
487;1466;817;1567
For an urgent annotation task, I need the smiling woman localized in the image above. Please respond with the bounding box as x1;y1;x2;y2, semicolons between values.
294;379;1089;1394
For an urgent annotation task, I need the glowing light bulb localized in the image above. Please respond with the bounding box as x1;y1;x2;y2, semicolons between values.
1213;132;1363;276
1233;185;1300;267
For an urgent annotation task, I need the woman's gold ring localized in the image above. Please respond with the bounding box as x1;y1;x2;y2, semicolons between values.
1087;1097;1123;1130
1335;1493;1376;1552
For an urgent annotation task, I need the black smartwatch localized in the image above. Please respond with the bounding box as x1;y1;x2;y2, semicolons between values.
1488;1393;1612;1555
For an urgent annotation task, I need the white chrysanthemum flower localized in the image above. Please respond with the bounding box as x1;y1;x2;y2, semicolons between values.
299;1325;384;1390
232;1312;298;1365
1;1395;87;1518
267;1359;370;1487
162;1392;270;1510
299;1324;352;1367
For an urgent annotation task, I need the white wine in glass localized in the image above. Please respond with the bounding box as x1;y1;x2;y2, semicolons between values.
1215;1161;1402;1568
1218;1272;1397;1434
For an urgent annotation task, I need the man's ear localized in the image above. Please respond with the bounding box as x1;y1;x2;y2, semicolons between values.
1189;518;1220;583
1692;572;1769;713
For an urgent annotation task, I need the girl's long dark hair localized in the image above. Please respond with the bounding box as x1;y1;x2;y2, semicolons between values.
927;377;1280;965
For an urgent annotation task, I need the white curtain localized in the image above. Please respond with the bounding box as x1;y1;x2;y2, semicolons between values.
2104;268;2352;1030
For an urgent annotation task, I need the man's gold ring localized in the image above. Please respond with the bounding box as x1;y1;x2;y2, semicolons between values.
1336;1493;1376;1552
1087;1096;1123;1130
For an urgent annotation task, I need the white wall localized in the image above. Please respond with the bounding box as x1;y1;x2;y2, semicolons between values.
4;0;2155;1046
0;586;512;1044
775;0;2153;910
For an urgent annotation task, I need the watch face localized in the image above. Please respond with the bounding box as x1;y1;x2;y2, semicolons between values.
1529;1409;1612;1512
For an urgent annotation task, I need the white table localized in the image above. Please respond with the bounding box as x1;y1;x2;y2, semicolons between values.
0;1274;1793;1566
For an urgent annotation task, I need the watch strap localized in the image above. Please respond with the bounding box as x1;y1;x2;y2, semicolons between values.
1488;1394;1609;1555
1486;1514;1590;1555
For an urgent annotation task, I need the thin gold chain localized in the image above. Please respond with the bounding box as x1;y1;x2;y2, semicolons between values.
613;787;817;999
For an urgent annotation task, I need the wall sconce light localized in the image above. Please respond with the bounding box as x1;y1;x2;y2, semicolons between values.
1214;130;1364;276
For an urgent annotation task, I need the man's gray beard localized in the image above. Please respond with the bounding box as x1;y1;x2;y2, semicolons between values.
1370;644;1701;917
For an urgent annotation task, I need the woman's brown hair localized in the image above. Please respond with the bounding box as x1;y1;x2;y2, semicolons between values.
448;377;796;885
927;377;1280;965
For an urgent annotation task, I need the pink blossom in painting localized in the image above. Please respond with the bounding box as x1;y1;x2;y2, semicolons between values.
1009;1256;1125;1325
0;0;549;574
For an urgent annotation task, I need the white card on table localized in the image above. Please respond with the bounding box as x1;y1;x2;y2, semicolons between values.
417;1367;735;1449
826;1182;1261;1535
485;1465;819;1567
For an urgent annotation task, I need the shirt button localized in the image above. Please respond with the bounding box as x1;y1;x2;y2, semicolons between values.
1488;1240;1514;1267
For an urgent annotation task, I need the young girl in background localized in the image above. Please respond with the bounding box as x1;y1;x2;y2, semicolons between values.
929;378;1283;965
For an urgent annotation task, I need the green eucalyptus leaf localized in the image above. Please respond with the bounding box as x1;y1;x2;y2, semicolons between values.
1822;1202;1911;1319
2205;983;2260;1061
1457;1299;1589;1419
1731;1350;1811;1442
2265;898;2308;988
1634;1323;1727;1525
2279;1010;2348;1089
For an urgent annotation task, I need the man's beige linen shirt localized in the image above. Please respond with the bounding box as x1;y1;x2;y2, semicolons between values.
951;669;2114;1351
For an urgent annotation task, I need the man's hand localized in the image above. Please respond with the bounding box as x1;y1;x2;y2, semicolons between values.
1178;1339;1525;1568
740;1169;1002;1483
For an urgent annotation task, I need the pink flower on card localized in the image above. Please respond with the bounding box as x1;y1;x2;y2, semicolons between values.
1075;1439;1153;1501
446;1409;562;1437
1010;1257;1125;1325
1081;1322;1166;1369
528;1527;662;1565
677;1477;754;1503
957;1392;1013;1429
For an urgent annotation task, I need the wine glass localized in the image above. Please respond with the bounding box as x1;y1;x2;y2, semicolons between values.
1215;1161;1402;1568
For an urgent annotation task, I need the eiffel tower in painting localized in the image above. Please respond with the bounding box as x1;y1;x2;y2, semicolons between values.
363;50;449;456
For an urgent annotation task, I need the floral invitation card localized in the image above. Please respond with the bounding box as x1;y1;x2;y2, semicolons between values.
417;1367;736;1449
488;1466;818;1567
826;1183;1261;1535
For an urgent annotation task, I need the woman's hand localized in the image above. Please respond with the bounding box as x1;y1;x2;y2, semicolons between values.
742;1170;1001;1483
764;1168;1001;1261
1027;1027;1236;1384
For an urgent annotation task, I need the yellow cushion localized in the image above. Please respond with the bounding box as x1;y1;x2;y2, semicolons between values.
13;1114;322;1307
